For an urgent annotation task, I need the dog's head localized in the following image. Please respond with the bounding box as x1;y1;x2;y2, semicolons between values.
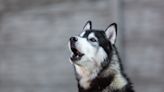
68;21;117;78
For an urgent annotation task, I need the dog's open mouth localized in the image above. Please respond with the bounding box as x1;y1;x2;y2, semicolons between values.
70;46;84;62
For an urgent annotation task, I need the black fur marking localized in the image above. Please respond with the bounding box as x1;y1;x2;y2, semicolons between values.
78;75;114;92
93;31;112;57
82;30;112;56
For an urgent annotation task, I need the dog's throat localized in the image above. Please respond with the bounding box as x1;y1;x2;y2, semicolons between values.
78;75;114;92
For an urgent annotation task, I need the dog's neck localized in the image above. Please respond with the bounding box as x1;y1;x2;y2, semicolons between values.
74;47;134;92
78;75;114;92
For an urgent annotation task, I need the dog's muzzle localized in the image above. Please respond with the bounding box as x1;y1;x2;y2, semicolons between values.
69;37;84;62
70;37;78;49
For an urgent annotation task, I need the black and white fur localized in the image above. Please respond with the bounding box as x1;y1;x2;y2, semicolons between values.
68;21;134;92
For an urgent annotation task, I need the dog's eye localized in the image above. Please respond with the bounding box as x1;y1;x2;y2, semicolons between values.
89;38;97;42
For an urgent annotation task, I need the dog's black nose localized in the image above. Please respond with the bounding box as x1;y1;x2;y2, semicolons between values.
70;37;78;42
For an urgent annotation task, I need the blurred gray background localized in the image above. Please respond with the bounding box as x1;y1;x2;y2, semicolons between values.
0;0;163;92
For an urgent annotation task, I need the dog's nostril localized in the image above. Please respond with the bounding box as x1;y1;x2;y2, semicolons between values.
70;37;78;42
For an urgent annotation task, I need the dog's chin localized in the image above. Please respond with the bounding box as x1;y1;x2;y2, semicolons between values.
70;47;84;62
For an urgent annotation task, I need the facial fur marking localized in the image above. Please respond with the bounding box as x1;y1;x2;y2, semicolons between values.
88;32;97;40
80;31;86;37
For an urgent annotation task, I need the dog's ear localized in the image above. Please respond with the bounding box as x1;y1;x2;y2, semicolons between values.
83;20;92;31
105;23;117;44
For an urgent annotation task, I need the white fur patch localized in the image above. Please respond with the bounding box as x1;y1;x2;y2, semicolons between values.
74;65;91;89
88;33;97;40
110;74;127;89
74;59;101;82
88;33;98;46
80;31;86;37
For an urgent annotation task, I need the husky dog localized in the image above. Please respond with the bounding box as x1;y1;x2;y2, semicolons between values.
68;21;134;92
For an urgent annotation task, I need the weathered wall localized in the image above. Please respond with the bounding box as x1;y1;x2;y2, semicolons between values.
0;0;119;92
0;0;63;13
124;0;164;92
0;0;164;92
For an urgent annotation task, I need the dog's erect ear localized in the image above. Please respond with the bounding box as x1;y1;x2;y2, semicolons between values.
83;20;92;31
105;23;117;44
